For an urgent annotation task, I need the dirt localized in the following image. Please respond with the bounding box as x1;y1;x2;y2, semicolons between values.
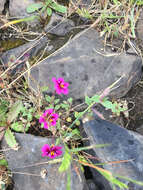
121;74;143;132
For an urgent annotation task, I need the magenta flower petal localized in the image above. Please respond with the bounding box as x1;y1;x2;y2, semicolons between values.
52;113;59;120
62;88;69;95
39;116;45;123
51;146;62;157
39;109;59;129
43;122;49;129
52;77;69;95
41;144;63;158
41;144;51;157
49;153;57;159
50;120;56;126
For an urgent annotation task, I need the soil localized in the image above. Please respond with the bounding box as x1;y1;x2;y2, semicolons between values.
122;74;143;132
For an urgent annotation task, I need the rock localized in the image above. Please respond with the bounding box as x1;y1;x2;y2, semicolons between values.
86;179;99;190
2;133;88;190
8;0;73;30
9;0;40;25
136;125;143;135
28;28;142;99
44;13;75;36
83;114;143;190
136;11;143;41
9;0;37;17
0;37;53;70
0;0;6;14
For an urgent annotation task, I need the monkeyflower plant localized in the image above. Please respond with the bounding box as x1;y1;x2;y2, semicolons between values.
40;77;69;159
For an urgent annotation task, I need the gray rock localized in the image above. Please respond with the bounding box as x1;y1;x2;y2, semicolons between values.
2;133;88;190
83;114;143;190
136;11;143;41
136;125;143;135
28;28;142;99
0;0;6;14
44;13;75;36
86;179;99;190
9;0;37;17
0;37;53;67
9;0;40;25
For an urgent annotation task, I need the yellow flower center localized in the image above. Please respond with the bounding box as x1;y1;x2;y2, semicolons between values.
49;118;53;122
51;151;54;156
60;84;64;88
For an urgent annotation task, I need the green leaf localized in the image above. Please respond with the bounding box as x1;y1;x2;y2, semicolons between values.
45;0;52;6
66;117;72;122
112;0;119;5
55;104;61;110
45;95;51;103
85;96;92;105
101;100;113;109
67;98;73;104
74;112;79;118
4;129;18;150
64;128;81;140
114;174;143;186
55;137;61;145
0;117;7;125
0;159;8;167
97;169;128;189
85;95;100;106
75;120;80;126
27;113;32;121
35;114;40;119
91;95;100;103
54;99;60;104
41;86;49;92
47;7;52;16
67;170;71;190
26;3;43;13
61;103;69;110
70;144;110;152
7;101;23;123
41;123;44;128
72;128;80;135
0;100;9;117
45;105;54;109
59;149;71;172
137;1;143;5
77;8;92;19
50;1;67;13
11;122;24;132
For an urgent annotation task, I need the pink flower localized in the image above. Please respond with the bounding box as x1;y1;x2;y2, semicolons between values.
39;109;59;129
41;144;62;158
52;77;69;95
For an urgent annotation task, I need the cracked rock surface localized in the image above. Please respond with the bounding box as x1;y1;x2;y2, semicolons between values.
83;115;143;190
28;28;142;100
0;0;6;14
2;133;88;190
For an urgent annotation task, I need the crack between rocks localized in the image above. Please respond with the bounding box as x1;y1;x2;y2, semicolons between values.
2;0;10;15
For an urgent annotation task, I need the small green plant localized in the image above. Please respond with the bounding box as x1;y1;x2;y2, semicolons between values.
0;0;67;29
0;154;10;190
26;0;67;17
74;0;143;41
0;99;35;150
1;76;143;190
37;77;143;190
